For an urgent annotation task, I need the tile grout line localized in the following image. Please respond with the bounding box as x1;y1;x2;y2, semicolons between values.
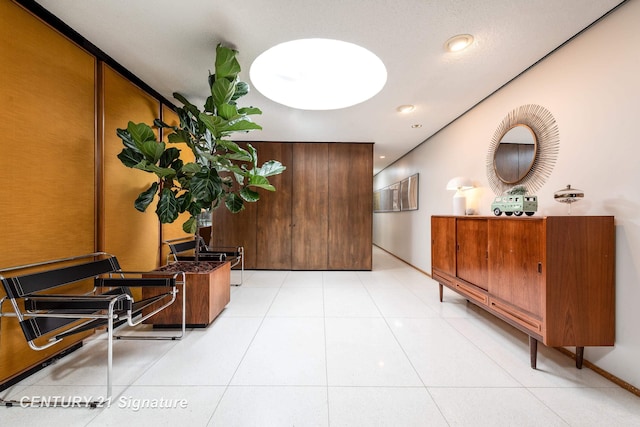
205;271;288;425
322;271;332;427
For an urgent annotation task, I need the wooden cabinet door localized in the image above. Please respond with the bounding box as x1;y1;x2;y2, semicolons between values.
431;216;456;275
456;219;488;290
254;142;293;269
292;143;329;269
488;219;543;317
328;143;373;270
210;201;258;268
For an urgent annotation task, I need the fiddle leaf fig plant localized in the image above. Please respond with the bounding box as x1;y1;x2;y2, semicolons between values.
117;44;285;234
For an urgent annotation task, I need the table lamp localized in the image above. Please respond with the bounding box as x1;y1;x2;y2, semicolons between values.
446;176;474;215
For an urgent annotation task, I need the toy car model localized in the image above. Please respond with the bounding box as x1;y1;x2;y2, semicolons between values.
491;194;537;216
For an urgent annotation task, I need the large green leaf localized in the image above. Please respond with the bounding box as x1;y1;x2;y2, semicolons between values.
182;216;198;234
259;160;286;177
127;122;156;146
134;182;158;212
159;147;180;168
231;81;249;102
240;187;260;202
204;95;215;113
167;129;192;144
198;114;223;137
212;78;235;109
217;103;239;121
190;169;222;204
172;92;201;118
118;147;144;168
225;193;245;213
181;162;201;175
248;175;276;191
220;119;262;134
116;128;138;151
134;160;176;179
215;44;241;80
237;106;262;116
156;188;180;223
140;140;166;163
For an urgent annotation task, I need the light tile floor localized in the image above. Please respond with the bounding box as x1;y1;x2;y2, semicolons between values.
2;247;640;426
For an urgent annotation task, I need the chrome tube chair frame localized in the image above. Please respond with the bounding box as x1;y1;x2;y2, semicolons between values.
0;252;186;407
164;236;244;286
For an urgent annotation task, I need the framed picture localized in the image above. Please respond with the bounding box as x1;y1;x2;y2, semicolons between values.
374;174;418;213
400;173;418;211
374;183;400;212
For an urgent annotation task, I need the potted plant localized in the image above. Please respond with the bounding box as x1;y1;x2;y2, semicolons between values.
116;43;285;236
116;44;285;325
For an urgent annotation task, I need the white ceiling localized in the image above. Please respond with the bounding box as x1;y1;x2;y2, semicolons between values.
35;0;623;174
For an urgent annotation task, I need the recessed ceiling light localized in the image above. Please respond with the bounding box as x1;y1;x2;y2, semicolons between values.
379;155;386;159
250;38;387;110
397;104;415;113
411;124;422;129
445;34;474;52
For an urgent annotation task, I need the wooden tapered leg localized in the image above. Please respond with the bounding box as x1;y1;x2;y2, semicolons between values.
576;346;584;369
439;283;443;302
529;336;538;369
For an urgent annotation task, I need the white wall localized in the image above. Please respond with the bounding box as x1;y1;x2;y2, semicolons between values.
374;0;640;389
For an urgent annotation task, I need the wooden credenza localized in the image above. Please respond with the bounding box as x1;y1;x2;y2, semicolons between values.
431;215;615;368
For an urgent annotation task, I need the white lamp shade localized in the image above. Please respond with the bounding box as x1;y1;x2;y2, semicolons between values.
446;176;473;191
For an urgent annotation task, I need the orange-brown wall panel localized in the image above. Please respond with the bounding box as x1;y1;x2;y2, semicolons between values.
0;0;96;383
160;104;195;263
101;64;161;271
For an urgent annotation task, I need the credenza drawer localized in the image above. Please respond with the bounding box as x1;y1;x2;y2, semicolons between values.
489;297;542;336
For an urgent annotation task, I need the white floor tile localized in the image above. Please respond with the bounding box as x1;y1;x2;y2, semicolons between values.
282;270;324;287
428;387;567;426
366;285;438;318
89;385;225;426
267;287;324;317
389;317;520;387
219;287;279;317
231;318;326;385
210;386;328;427
322;271;363;287
328;386;448;427
529;387;640;426
133;317;262;386
242;270;289;287
446;313;617;388
325;317;422;386
323;286;381;317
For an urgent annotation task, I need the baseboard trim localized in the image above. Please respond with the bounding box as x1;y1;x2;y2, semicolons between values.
554;347;640;397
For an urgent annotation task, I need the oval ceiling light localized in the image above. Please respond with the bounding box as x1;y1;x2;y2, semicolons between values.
250;38;387;110
445;34;474;52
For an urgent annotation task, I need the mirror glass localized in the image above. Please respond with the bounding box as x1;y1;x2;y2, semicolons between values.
493;124;537;184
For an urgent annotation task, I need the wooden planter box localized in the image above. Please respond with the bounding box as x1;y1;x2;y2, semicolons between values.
143;261;230;327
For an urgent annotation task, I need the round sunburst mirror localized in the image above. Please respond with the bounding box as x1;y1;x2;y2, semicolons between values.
487;104;559;195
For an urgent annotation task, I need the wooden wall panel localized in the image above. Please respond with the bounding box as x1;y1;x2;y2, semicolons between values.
101;64;160;271
0;0;96;384
292;143;329;270
159;105;194;264
328;143;373;270
254;142;293;269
